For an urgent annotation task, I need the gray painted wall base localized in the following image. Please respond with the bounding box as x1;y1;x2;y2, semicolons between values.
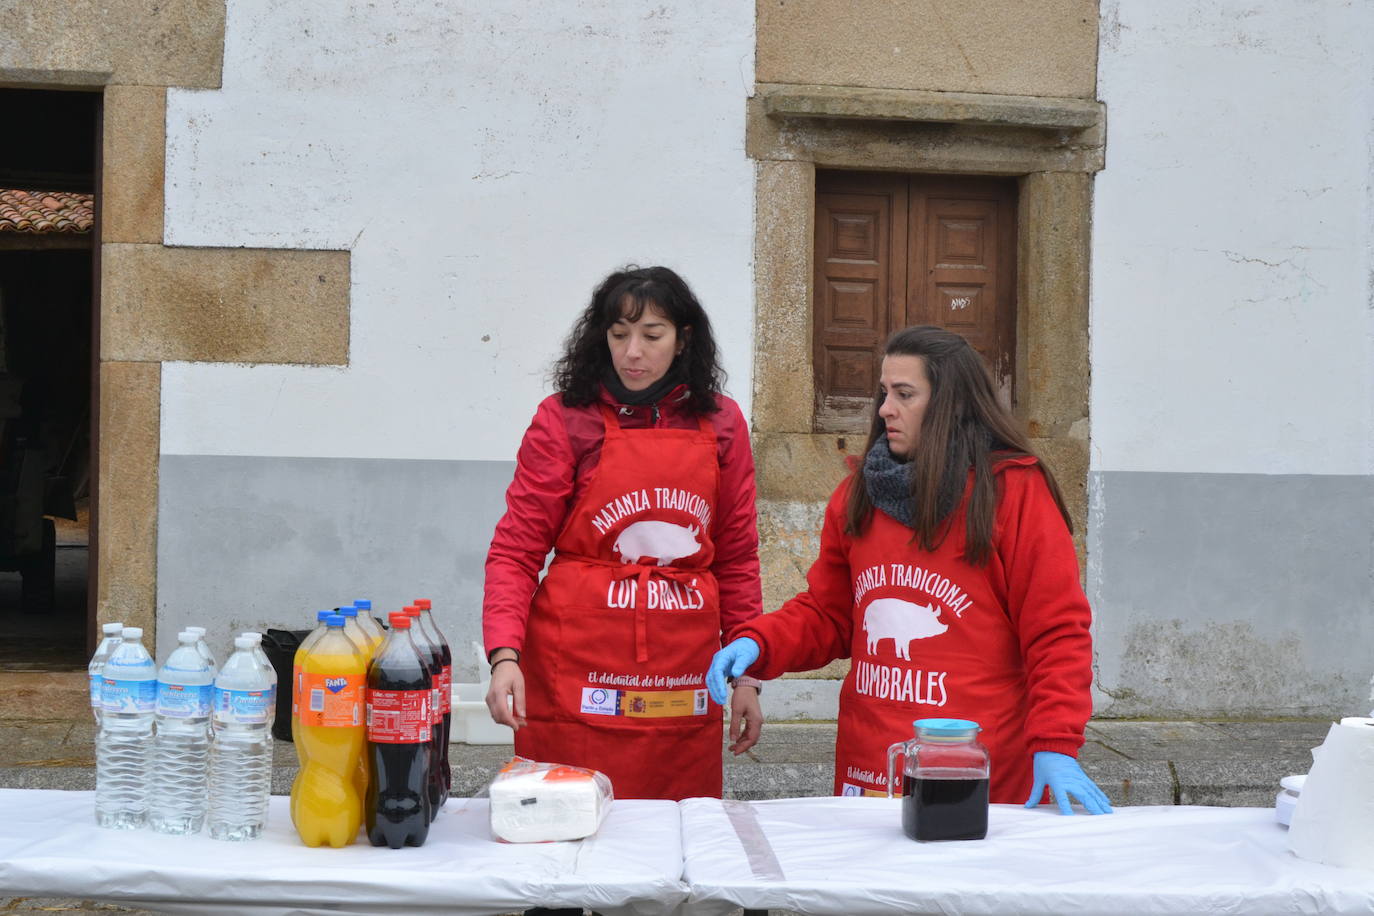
158;456;1373;717
758;677;842;721
157;454;516;669
1088;470;1374;717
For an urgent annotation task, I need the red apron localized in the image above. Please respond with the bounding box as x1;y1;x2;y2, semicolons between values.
833;505;1034;805
518;405;724;800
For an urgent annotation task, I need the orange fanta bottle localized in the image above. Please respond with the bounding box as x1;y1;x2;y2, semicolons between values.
335;605;377;802
291;613;366;847
289;610;334;825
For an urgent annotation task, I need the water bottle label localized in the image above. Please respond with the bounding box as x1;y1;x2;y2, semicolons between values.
366;689;430;743
298;671;364;728
157;681;212;717
214;686;275;724
440;664;452;715
89;673;101;708
101;677;156;713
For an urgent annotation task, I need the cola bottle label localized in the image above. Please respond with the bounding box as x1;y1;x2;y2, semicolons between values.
367;689;431;743
440;665;452;715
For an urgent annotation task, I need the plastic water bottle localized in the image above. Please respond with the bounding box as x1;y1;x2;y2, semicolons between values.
95;626;156;829
208;635;275;841
240;632;279;696
87;621;125;726
185;626;218;674
149;630;213;834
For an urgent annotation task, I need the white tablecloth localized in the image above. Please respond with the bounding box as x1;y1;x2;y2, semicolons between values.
680;797;1374;915
0;789;686;916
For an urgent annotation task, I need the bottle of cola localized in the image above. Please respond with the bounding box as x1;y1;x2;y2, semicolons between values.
412;598;452;797
402;605;446;818
365;611;432;848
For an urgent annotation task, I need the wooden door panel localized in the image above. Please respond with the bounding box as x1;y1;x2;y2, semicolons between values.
814;174;907;431
908;181;1017;406
812;171;1016;431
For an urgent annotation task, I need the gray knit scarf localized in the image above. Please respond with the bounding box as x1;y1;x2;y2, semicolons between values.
862;434;916;528
863;433;975;529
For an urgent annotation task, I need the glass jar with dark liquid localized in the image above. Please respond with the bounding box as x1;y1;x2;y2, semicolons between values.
887;718;989;842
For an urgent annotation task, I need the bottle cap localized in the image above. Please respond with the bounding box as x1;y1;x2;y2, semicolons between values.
241;631;262;644
102;622;124;635
337;605;359;617
413;599;431;610
388;612;411;628
121;627;142;639
178;630;198;644
402;605;420;617
354;599;372;610
186;626;206;637
316;609;334;621
324;614;345;628
234;636;254;650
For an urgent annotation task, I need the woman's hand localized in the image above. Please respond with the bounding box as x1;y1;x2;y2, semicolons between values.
707;637;760;704
485;654;527;730
1024;751;1113;814
728;684;763;755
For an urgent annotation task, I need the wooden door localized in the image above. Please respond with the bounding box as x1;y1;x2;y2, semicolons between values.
813;171;1017;432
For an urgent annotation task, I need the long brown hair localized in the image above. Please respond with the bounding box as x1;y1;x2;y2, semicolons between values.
844;325;1072;565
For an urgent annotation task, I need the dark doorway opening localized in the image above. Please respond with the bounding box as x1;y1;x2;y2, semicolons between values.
0;87;99;671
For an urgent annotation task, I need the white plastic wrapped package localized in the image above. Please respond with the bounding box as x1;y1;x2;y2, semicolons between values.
488;756;614;843
1288;717;1374;870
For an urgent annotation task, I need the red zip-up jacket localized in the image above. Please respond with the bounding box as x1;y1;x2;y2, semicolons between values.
483;384;762;655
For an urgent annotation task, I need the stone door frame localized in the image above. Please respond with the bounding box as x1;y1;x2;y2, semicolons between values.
1;1;350;649
749;83;1105;574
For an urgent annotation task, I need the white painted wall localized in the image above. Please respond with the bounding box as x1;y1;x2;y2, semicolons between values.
160;0;756;461
1090;0;1374;476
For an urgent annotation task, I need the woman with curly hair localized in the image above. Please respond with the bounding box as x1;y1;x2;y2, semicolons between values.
484;265;763;801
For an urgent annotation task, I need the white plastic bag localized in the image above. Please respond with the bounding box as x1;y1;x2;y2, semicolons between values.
488;756;614;843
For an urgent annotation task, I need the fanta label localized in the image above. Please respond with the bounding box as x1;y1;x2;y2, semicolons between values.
299;671;364;728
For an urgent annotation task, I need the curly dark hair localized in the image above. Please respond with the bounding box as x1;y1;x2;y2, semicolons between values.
552;265;725;414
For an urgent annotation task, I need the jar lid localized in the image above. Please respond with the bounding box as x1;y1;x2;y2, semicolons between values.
913;717;981;737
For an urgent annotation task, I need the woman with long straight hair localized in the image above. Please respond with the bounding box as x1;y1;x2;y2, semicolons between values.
707;325;1111;813
484;265;763;803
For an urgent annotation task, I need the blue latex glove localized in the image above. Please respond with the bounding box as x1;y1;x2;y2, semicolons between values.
1024;751;1113;815
706;638;760;705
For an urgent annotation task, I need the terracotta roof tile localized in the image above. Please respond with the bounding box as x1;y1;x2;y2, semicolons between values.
0;189;94;234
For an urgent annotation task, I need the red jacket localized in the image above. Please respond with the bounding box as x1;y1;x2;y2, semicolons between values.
734;457;1093;801
483;385;762;654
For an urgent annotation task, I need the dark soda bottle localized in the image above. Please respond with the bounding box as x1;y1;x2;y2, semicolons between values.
365;611;432;848
402;605;446;819
413;599;452;797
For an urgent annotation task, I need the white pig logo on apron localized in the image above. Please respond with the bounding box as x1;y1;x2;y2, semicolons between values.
862;598;948;659
614;520;701;565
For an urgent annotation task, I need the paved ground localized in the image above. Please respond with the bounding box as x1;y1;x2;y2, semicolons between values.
0;670;1338;914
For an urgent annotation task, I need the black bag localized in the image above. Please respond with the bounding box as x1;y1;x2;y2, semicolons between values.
262;628;312;742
